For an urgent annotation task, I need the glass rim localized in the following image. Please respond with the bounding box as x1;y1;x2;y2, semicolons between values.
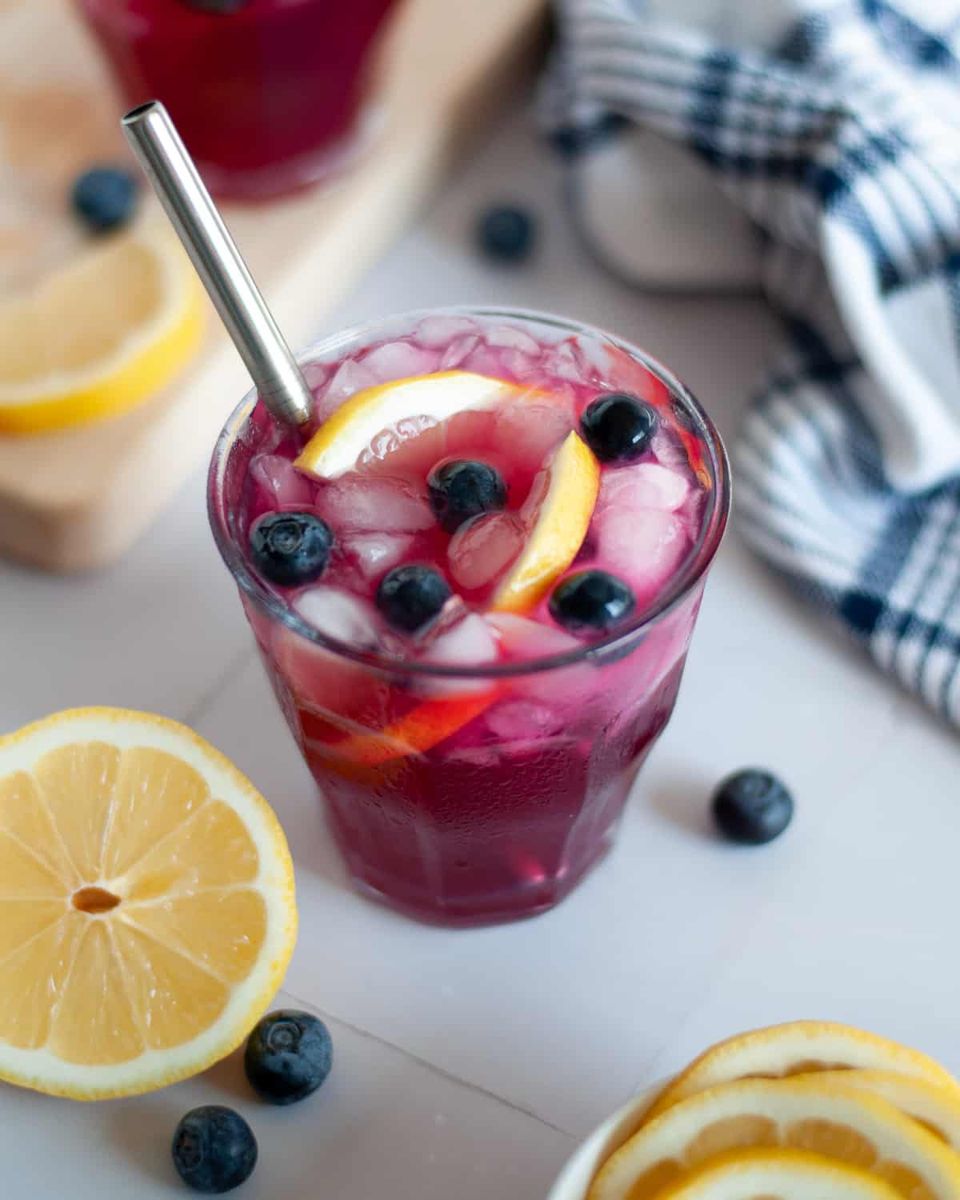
208;305;731;679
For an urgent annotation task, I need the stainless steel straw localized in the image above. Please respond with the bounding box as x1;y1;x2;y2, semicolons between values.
122;100;313;428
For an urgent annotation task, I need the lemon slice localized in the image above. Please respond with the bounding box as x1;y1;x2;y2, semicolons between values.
655;1148;901;1200
590;1077;960;1200
649;1022;960;1119
0;707;296;1099
294;370;531;480
0;221;205;435
803;1071;960;1152
492;430;600;613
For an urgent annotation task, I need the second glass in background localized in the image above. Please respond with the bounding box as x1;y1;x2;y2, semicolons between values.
78;0;401;201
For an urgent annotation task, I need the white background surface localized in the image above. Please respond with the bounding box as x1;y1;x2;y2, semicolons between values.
1;107;958;1198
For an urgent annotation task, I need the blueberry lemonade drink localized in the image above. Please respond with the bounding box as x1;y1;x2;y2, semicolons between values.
209;310;729;923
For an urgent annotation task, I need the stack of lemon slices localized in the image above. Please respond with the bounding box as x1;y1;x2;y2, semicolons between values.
588;1021;960;1200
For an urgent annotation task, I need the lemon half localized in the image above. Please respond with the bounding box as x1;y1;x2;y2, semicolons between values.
0;707;296;1099
0;221;204;435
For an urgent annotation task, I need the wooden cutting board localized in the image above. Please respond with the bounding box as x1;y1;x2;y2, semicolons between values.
0;0;546;572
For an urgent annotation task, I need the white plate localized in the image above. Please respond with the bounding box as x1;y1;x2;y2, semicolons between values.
547;1082;665;1200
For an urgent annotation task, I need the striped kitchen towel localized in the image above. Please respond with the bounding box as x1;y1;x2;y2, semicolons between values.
546;0;960;728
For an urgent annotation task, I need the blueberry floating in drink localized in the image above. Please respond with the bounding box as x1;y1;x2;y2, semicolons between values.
428;459;507;532
580;392;659;463
377;564;452;633
550;569;636;633
250;512;334;587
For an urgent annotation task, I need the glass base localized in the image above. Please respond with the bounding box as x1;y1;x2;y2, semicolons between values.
199;104;386;203
344;838;617;927
326;801;625;927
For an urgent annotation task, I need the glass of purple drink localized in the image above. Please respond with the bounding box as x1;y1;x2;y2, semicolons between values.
78;0;400;201
209;308;729;924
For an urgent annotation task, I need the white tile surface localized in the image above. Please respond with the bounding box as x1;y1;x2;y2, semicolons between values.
0;990;574;1199
2;104;959;1199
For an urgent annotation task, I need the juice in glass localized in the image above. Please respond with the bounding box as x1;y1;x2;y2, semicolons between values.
209;309;729;923
78;0;400;200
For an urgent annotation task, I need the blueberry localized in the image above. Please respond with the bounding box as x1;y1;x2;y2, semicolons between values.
244;1010;333;1106
476;205;536;264
250;511;333;587
171;1106;257;1194
712;769;794;845
580;393;658;463
377;564;451;632
71;167;138;234
549;570;636;633
428;459;507;532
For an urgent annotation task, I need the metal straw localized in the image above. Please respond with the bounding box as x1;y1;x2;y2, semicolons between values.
121;100;313;428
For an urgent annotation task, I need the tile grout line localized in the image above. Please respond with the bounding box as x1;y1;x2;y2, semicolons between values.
182;644;256;729
278;983;577;1140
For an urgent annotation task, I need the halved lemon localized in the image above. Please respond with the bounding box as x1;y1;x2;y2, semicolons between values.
589;1077;960;1200
648;1022;960;1119
0;220;205;435
294;370;533;480
0;708;296;1100
802;1071;960;1152
492;430;600;613
655;1148;901;1200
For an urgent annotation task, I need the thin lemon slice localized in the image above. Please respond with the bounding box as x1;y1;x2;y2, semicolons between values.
802;1071;960;1152
655;1148;901;1200
649;1022;960;1119
294;370;531;480
0;221;205;435
0;707;296;1100
590;1077;960;1200
492;430;600;613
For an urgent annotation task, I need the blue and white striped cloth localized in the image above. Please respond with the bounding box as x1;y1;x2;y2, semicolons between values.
546;0;960;728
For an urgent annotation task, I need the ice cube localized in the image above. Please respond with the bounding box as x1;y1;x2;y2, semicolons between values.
487;612;594;703
599;508;688;599
457;344;508;379
362;339;437;381
546;338;589;381
487;612;581;658
447;512;524;590
416;315;480;348
294;586;378;646
417;612;499;696
650;427;688;469
597;463;690;514
343;532;414;580
318;359;380;421
484;324;542;355
316;476;434;533
422;612;498;669
249;454;315;509
439;334;483;370
302;360;332;393
484;699;565;739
